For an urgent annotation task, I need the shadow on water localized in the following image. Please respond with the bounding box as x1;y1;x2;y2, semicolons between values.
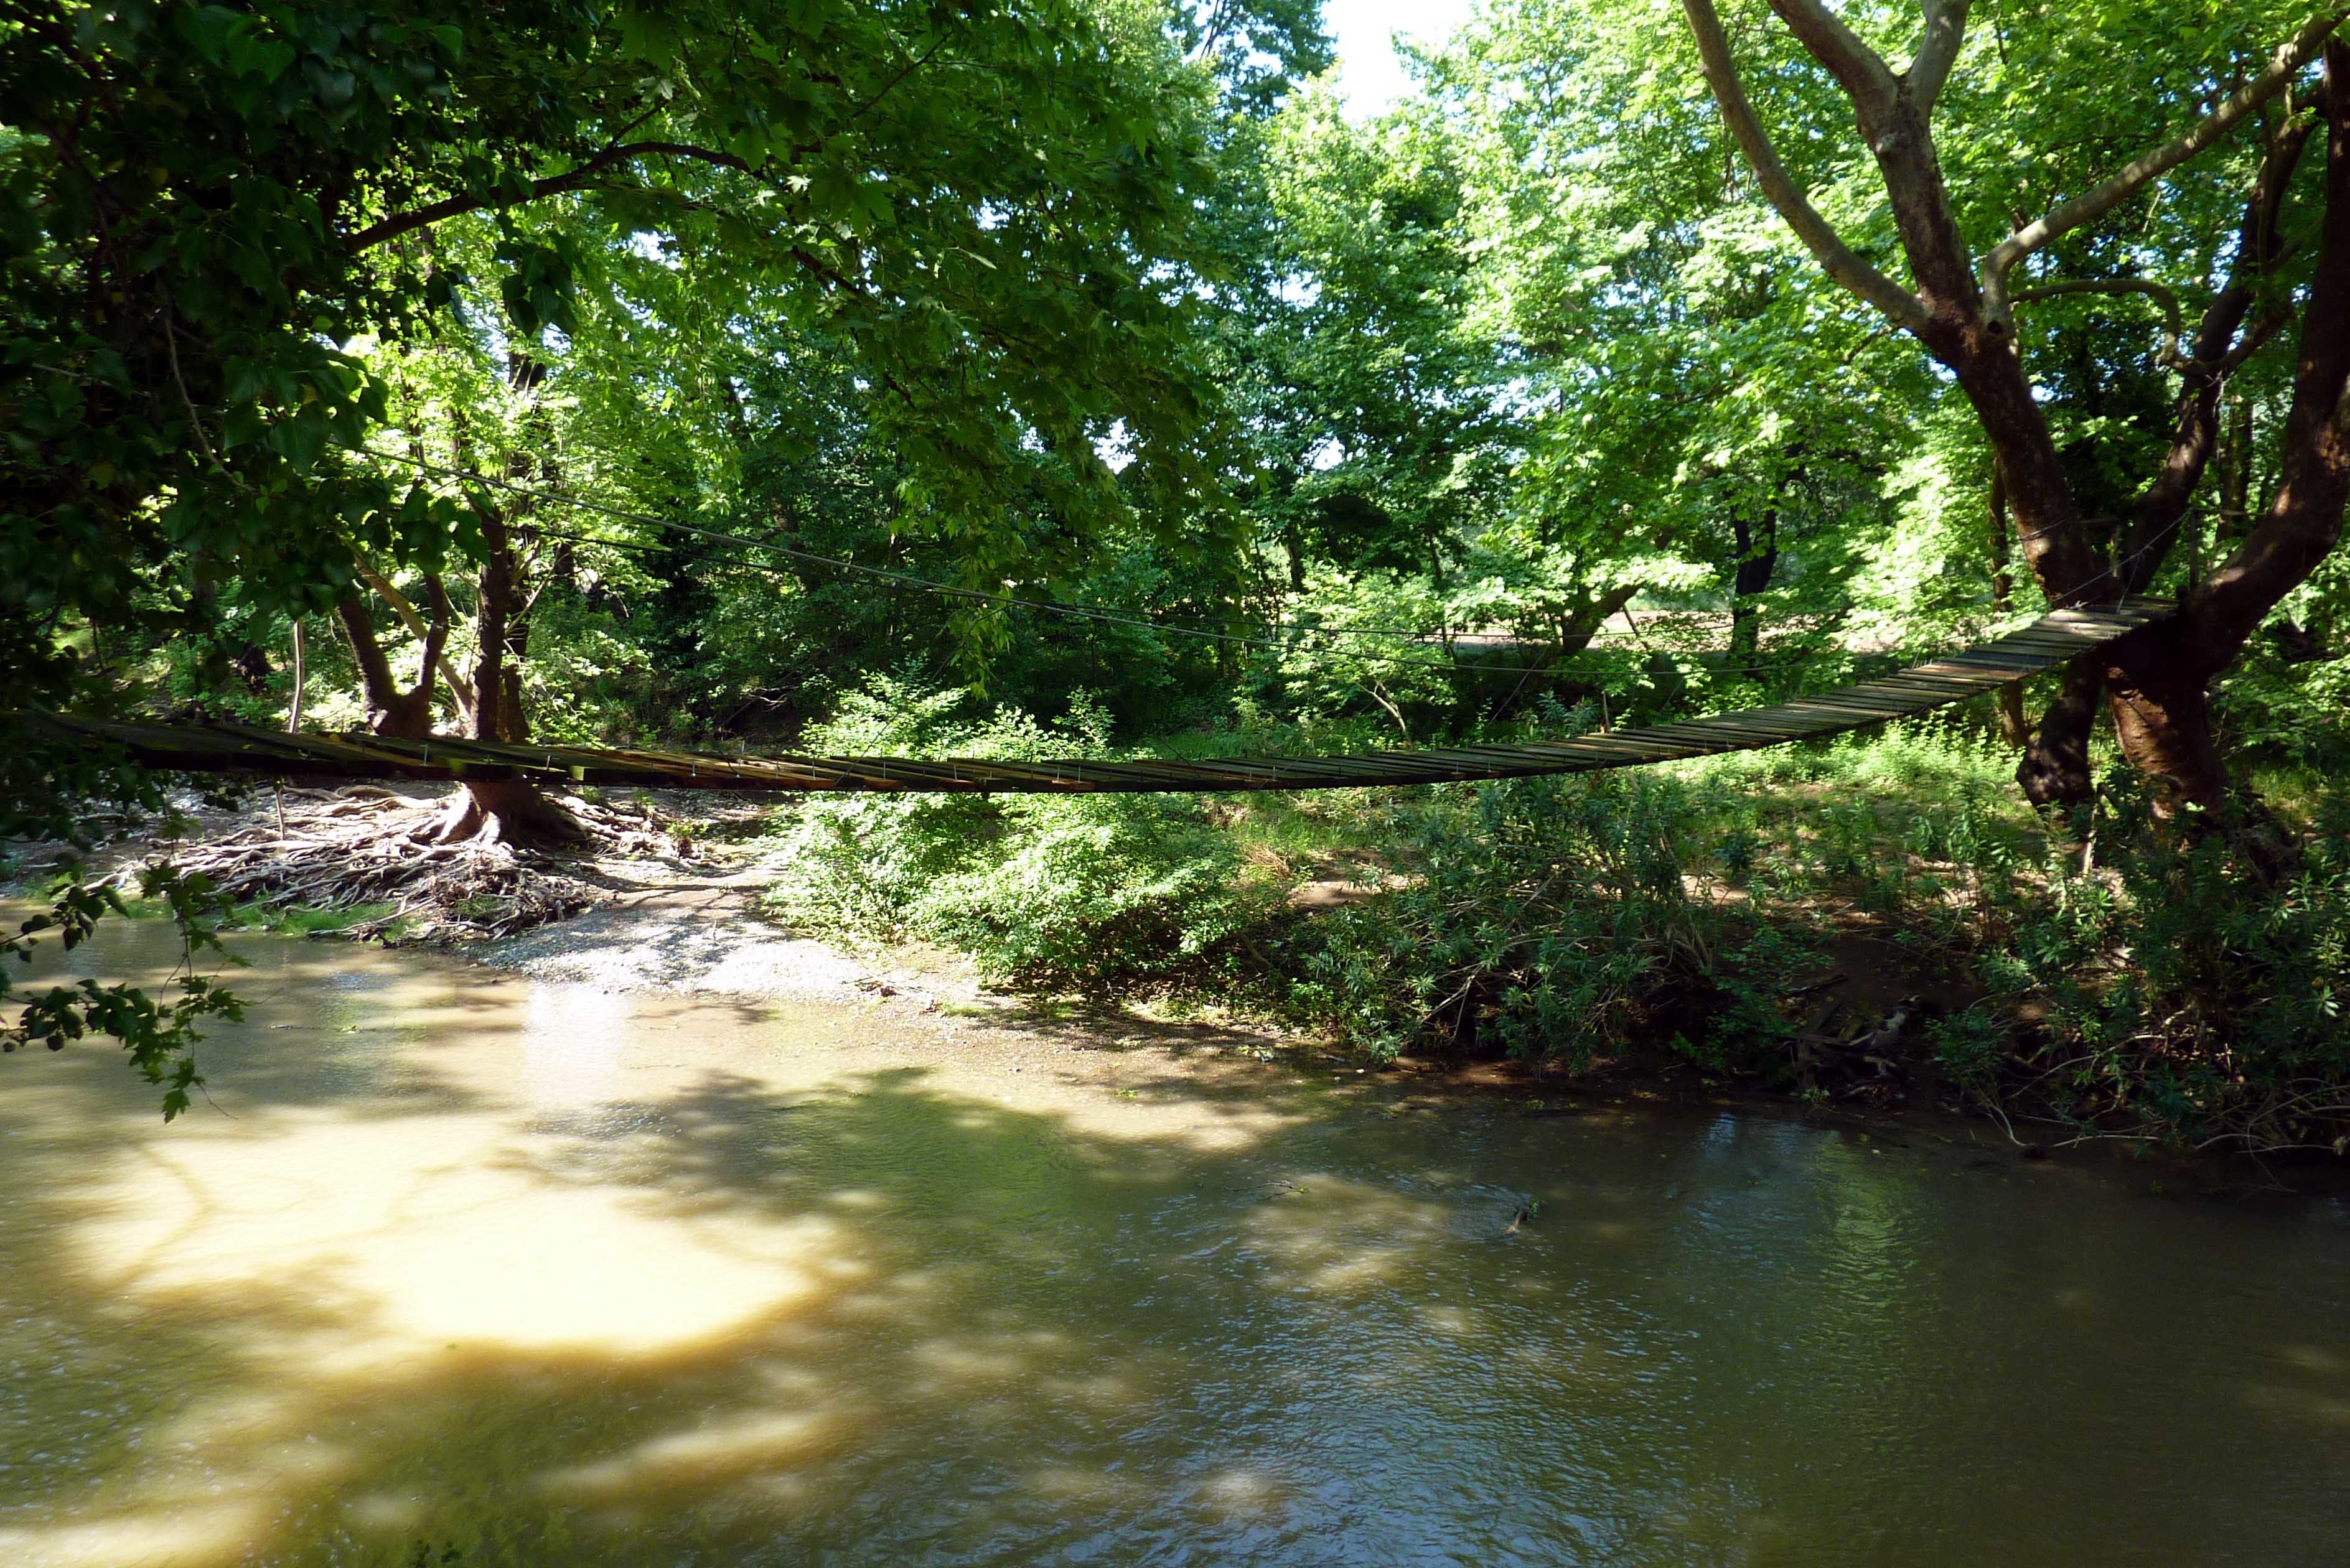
978;995;1292;1060
4;920;2350;1566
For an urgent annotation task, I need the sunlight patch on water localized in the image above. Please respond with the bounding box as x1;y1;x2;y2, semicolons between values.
1420;1303;1487;1338
912;1330;1066;1384
520;982;632;1109
1197;1466;1283;1506
0;1499;274;1568
541;1409;838;1497
70;1110;843;1359
1238;1174;1459;1294
1024;1462;1151;1505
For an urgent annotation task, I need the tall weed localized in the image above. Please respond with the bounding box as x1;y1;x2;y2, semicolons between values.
1953;777;2350;1146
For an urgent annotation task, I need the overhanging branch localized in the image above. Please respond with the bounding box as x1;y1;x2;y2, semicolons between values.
349;141;762;253
1908;0;1972;112
1982;9;2348;333
2010;279;2184;368
1683;0;1930;333
1764;0;1900;110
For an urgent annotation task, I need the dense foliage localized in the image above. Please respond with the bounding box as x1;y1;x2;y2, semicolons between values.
6;0;2348;1144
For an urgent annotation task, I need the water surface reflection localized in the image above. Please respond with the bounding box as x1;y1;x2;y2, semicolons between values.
2;923;2347;1565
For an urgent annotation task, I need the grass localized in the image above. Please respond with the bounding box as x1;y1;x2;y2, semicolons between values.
229;901;398;935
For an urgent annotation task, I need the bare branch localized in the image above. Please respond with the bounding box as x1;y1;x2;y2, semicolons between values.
2184;106;2323;365
1764;0;1900;110
1983;9;2349;332
2103;110;2315;593
1682;0;1929;332
1908;0;1972;112
159;290;241;490
2212;306;2295;376
2011;279;2184;368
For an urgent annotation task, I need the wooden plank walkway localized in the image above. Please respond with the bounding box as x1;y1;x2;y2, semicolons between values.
26;599;2171;795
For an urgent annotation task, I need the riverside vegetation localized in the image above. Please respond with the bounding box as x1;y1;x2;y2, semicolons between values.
5;0;2348;1154
763;677;2350;1154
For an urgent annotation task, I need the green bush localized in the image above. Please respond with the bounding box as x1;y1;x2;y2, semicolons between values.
1963;777;2350;1146
768;678;2350;1147
1283;770;1817;1068
765;676;1275;991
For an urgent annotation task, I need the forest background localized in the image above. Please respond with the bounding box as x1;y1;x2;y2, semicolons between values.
4;0;2348;1150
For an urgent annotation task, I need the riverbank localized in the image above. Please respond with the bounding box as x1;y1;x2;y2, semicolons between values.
15;756;2349;1175
462;872;2341;1198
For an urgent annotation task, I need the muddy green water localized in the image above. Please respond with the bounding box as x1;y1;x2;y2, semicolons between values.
4;923;2349;1566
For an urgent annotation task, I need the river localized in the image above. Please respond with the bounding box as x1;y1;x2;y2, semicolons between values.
4;921;2348;1566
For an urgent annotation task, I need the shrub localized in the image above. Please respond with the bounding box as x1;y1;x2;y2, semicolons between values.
1283;770;1817;1068
765;675;1274;991
1967;775;2350;1147
769;678;2350;1149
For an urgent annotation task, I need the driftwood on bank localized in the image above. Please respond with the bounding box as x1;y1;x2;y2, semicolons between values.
139;786;681;942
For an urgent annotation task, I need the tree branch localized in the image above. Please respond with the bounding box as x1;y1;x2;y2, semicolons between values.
347;548;475;714
335;597;403;720
850;36;950;124
1764;0;1900;110
1907;0;1972;113
2186;39;2350;673
1682;0;1929;332
1982;9;2348;334
2011;279;2184;367
2109;93;2321;586
348;141;761;253
419;574;455;689
2188;106;2322;365
2212;307;2295;376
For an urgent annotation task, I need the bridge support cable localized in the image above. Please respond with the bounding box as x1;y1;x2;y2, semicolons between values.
24;601;2171;796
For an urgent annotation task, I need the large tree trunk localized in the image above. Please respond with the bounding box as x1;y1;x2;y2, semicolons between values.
334;577;452;742
1561;581;1640;655
1985;469;2031;749
436;431;586;848
2017;658;2104;811
2102;644;2232;814
433;777;588;847
2215;395;2254;566
2082;98;2328;816
1684;4;2348;826
2171;57;2350;687
1728;502;1780;666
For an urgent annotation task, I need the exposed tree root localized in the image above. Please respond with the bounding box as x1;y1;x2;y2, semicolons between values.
1961;1040;2350;1161
133;785;680;943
